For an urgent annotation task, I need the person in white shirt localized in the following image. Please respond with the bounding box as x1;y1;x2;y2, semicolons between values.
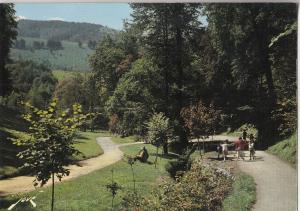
221;140;229;161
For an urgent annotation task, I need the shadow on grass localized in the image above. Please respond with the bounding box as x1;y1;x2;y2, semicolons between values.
149;153;179;160
74;133;89;140
135;160;154;165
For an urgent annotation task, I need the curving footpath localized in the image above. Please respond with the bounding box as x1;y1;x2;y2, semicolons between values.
0;137;141;196
238;150;297;211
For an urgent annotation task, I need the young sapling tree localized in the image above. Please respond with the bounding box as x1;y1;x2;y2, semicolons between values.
181;101;220;157
13;99;88;211
146;113;170;168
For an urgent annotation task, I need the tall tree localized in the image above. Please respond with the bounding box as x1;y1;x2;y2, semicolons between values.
205;3;297;147
130;3;202;146
0;4;17;96
89;36;125;96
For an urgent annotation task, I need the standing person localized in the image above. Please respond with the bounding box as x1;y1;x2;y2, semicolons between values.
235;137;245;160
242;129;247;141
240;138;247;160
249;134;255;160
217;143;222;160
221;140;229;161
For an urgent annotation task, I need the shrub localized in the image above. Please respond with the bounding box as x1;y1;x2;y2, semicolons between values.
123;160;234;210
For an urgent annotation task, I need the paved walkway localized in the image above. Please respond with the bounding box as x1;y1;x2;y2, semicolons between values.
238;150;297;211
0;137;141;196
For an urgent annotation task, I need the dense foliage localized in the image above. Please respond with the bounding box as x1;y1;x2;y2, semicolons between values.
204;4;297;147
7;60;57;108
107;58;163;136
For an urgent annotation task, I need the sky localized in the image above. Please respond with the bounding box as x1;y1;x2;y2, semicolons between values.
15;3;133;30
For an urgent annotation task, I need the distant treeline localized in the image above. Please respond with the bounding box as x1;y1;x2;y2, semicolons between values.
14;38;63;51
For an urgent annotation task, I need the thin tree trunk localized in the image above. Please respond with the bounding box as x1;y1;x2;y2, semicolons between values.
130;165;136;193
155;147;159;168
111;196;114;211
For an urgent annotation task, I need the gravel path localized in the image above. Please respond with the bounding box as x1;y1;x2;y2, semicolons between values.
0;137;142;196
238;150;297;211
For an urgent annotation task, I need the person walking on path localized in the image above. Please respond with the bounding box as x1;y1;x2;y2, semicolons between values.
235;137;245;160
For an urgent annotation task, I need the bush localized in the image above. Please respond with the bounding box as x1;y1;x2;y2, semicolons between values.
165;146;195;178
123;160;234;210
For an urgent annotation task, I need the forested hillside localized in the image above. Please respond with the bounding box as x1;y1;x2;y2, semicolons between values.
17;19;118;43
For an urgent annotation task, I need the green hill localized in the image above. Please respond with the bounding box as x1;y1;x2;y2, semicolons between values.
17;19;118;43
11;19;119;71
11;36;93;71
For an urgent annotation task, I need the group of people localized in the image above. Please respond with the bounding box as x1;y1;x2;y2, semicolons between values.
217;129;256;161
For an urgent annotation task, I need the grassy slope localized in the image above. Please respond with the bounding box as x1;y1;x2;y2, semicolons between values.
267;133;297;167
111;135;138;144
11;37;93;71
0;106;104;177
222;172;256;211
0;143;174;210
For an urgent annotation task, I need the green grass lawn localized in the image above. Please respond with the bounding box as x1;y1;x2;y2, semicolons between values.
72;131;105;161
267;133;297;167
0;143;176;210
222;172;256;211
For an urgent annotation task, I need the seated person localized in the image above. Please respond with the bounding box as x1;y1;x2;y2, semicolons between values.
134;147;149;162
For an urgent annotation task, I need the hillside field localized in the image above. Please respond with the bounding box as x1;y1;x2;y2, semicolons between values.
11;37;93;71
